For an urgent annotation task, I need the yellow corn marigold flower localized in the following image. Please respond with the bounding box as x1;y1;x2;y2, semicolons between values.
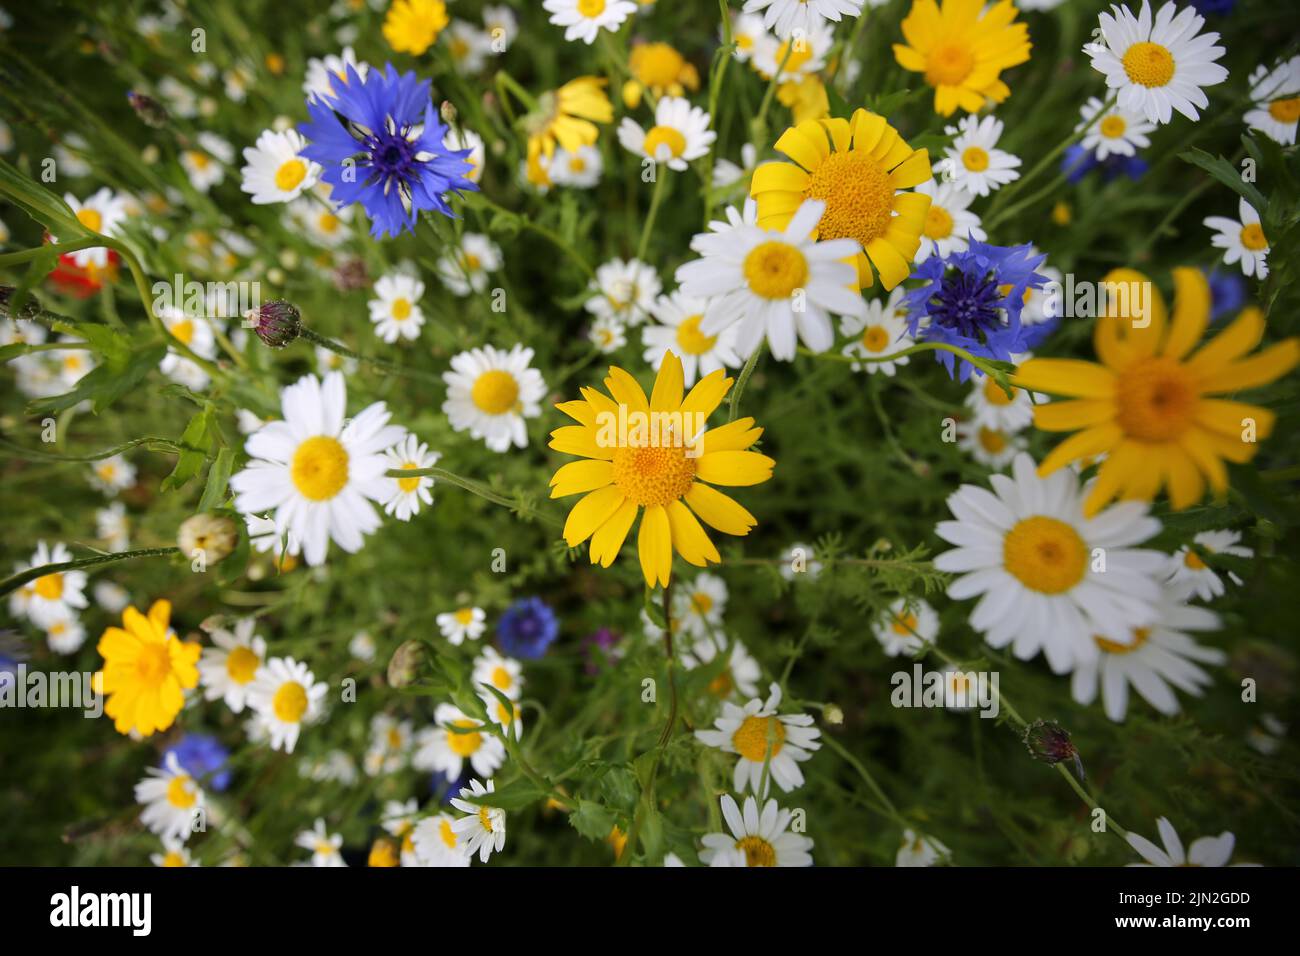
1014;267;1300;517
383;0;449;56
778;75;831;125
549;352;774;588
893;0;1032;117
751;109;932;290
623;42;700;109
525;76;614;164
93;600;201;737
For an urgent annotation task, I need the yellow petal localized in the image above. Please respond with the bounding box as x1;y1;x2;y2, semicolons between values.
1032;399;1115;432
679;368;733;420
1161;267;1210;360
1185;306;1265;377
698;417;763;454
604;366;650;416
147;599;172;635
555;400;597;428
666;500;720;567
696;450;775;486
889;150;931;189
773;122;829;171
1038;423;1123;475
1195;399;1274;438
1083;441;1144;516
750;161;811;195
1013;359;1116;398
638;504;673;587
550;459;614;498
684;483;757;536
563;485;627;546
549;425;612;460
1164;446;1205;511
1197;339;1300;394
650;351;684;413
589;498;639;567
865;237;910;291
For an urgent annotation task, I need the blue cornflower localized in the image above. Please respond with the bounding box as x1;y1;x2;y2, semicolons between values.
497;597;559;660
1190;0;1235;14
1062;144;1148;185
903;240;1048;381
298;63;477;238
165;733;232;792
1205;267;1247;322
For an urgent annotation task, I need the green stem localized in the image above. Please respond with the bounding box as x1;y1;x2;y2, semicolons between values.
798;340;1012;385
387;465;563;528
0;435;181;462
299;327;442;385
727;343;764;422
637;170;669;262
0;547;180;598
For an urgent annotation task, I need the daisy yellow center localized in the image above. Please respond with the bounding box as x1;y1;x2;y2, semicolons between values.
440;818;458;848
315;840;334;855
455;607;476;625
397;463;422;493
1239;223;1268;251
225;645;260;684
862;325;891;352
578;0;606;16
1122;42;1175;88
76;208;103;232
450;37;469;60
391;298;413;320
690;591;713;615
461;253;482;272
891;612;918;636
471;369;520;415
275;159;308;192
387;727;404;748
319;212;340;233
949;673;971;694
802;150;895;247
735;835;777;867
983;378;1017;406
675;315;716;355
1002;516;1088;594
272;680;308;723
634;44;685;86
610;444;698;508
478;806;495;833
977;427;1008;453
34;573;64;600
569;155;587;173
643;125;687;159
162;851;187;867
775;39;813;74
290;436;350;501
1099;115;1128;139
447;720;483;756
923;205;954;240
169;319;195;345
166;775;196;809
743;241;809;299
1184;550;1207;570
1268;97;1300;122
136;642;173;685
491;665;513;690
708;669;734;698
188;151;210;170
1095;627;1151;655
962;146;990;172
1114;355;1198;441
732;715;786;762
925;42;975;87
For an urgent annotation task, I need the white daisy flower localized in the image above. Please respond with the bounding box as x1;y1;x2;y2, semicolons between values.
441;344;547;452
683;634;762;701
1127;817;1254;867
700;793;814;866
1076;96;1156;160
543;0;637;45
300;750;359;785
180;133;234;193
677;198;865;361
483;5;520;49
473;646;524;701
744;0;863;39
366;714;415;776
963;361;1039;433
872;597;939;657
411;813;472;867
896;829;950;867
96;503;131;552
92;580;130;614
0;317;47;347
157;306;216;391
695;682;822;795
303;46;370;101
151;837;197;868
726;13;771;64
674;572;728;640
712;143;758;189
244;513;302;566
379;432;438;521
1020;260;1062;328
1072;582;1225;722
246;656;328;753
589;314;628;353
54;345;96;389
368;272;426;343
934;453;1166;675
642;292;742;386
750;19;834;82
437;606;487;646
240;129;320;204
937;115;1021;197
956;420;1026;470
288;192;354;248
445;21;492;72
135;752;204;843
1243;57;1300;146
157;76;198;119
1204;197;1269;278
617;96;716;172
435;232;502;296
443;127;485;184
89;454;137;495
914;180;985;264
198;618;267;714
549;144;604;189
349;631;376;662
838;286;913;375
296;818;346;867
315;344;358;376
1085;0;1228;125
449;778;507;863
18;542;88;628
585;258;661;326
414;704;506;780
1166;529;1253;601
44;613;86;655
230;371;405;566
62;188;129;269
779;541;823;579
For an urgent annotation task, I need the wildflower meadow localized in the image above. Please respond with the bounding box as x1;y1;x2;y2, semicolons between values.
2;0;1299;885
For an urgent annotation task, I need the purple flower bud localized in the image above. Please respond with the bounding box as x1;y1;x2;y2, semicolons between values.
247;300;301;349
126;91;169;128
1023;719;1085;781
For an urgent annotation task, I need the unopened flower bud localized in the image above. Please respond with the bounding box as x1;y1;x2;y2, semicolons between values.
127;91;170;128
1023;719;1085;780
247;300;301;349
823;704;844;726
440;100;457;125
178;513;239;565
387;640;426;689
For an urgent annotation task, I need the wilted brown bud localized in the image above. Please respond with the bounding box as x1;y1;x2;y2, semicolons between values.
387;640;426;689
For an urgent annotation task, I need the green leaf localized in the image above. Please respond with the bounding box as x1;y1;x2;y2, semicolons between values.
569;799;616;841
0;157;83;233
161;406;214;492
197;447;234;511
456;777;545;811
1178;148;1269;220
27;343;166;417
